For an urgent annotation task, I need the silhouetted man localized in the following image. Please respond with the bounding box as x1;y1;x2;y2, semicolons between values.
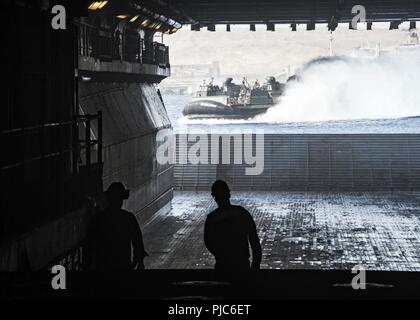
87;182;148;270
204;180;262;273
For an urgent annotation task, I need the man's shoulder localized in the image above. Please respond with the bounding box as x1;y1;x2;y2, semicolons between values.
119;209;138;221
232;205;251;215
207;205;249;217
207;208;219;219
231;206;255;224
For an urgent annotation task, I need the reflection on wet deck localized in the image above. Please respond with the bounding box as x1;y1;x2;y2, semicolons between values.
142;192;420;271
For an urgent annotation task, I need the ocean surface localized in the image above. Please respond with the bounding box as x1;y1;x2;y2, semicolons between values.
162;93;420;134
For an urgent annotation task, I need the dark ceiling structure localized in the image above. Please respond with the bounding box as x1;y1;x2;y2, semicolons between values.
12;1;420;26
102;0;420;32
165;0;420;25
76;1;420;32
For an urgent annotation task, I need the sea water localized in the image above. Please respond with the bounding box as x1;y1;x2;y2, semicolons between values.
163;93;420;134
162;48;420;134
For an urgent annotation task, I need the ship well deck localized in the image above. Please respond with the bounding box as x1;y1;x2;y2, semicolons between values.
143;191;420;271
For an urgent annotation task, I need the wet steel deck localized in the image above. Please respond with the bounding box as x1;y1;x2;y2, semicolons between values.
142;192;420;271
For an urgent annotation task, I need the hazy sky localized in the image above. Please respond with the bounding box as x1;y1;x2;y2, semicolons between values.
162;22;414;79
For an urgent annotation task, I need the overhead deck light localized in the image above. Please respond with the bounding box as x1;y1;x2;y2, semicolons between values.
159;16;169;23
141;18;151;27
130;15;140;22
155;22;163;30
129;3;183;32
88;1;108;10
116;15;129;19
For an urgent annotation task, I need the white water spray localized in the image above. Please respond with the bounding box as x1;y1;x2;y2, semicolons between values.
257;47;420;123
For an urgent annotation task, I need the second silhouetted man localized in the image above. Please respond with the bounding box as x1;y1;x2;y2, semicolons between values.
204;180;262;274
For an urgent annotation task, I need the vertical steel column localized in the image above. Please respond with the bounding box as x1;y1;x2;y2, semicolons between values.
98;111;103;163
73;21;80;175
85;118;91;166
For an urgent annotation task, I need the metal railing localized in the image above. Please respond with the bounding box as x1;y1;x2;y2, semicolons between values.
77;21;170;67
76;111;103;170
2;111;103;174
1;111;103;247
2;121;74;172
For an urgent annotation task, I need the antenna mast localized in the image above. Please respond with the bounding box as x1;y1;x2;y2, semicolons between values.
329;31;335;56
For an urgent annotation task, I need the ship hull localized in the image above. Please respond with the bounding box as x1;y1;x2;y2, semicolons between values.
182;99;272;120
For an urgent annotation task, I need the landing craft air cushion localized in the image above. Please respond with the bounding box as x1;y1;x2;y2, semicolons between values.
182;77;284;120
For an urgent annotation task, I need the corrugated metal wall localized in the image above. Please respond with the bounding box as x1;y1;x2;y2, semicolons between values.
79;82;173;221
174;134;420;191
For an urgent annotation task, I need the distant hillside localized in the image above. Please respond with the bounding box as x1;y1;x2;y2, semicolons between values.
162;24;410;80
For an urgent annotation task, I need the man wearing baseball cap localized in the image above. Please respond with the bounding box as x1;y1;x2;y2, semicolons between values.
88;182;148;270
